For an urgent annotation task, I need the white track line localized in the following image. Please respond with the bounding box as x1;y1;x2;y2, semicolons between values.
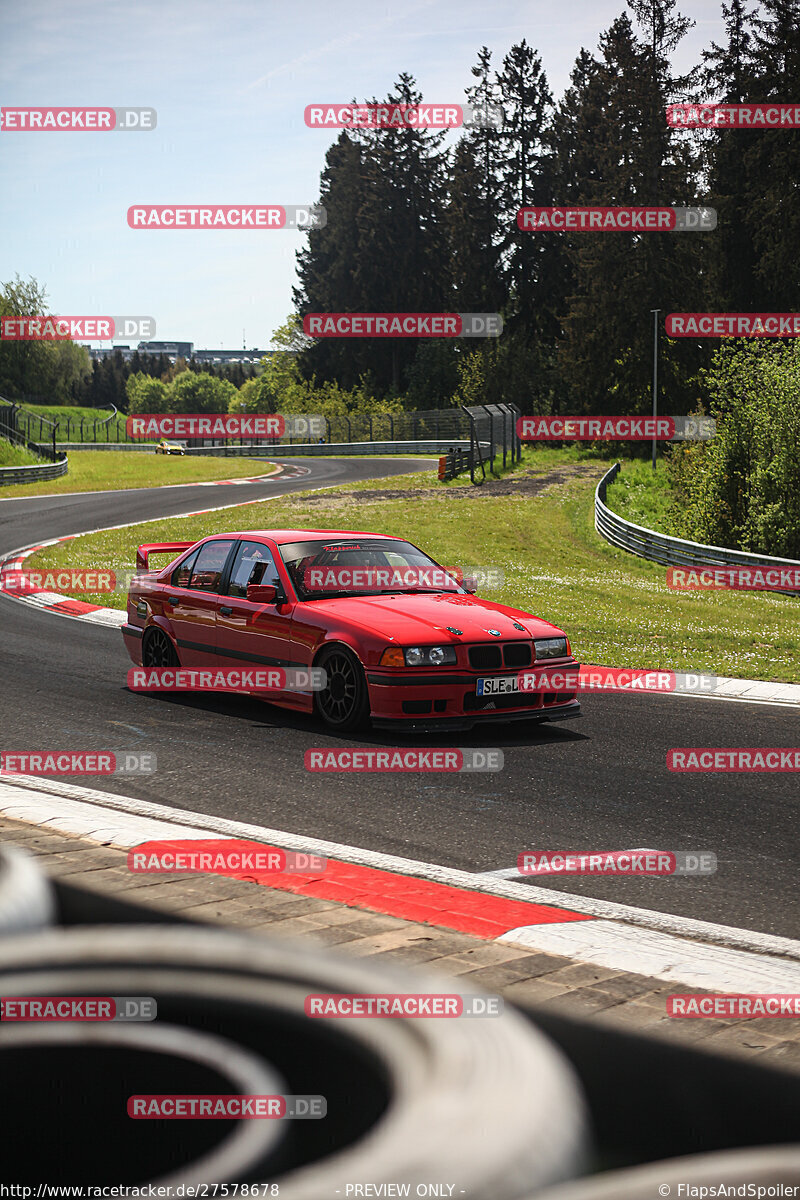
1;774;799;969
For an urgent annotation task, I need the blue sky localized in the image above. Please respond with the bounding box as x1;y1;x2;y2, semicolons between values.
0;0;725;349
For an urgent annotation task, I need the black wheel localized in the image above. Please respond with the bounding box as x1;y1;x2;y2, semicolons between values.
314;645;370;731
142;626;179;668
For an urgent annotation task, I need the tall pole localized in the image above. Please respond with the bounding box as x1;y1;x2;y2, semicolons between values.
651;309;660;470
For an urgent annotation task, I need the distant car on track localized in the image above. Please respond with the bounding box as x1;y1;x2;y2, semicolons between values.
155;438;185;455
122;529;581;731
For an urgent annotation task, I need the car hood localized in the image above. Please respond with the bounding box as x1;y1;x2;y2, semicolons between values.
301;591;566;643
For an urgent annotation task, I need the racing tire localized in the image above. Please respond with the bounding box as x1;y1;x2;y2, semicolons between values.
0;925;590;1194
314;644;370;732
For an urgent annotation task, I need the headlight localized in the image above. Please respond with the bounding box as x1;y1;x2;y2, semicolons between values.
379;646;458;667
534;637;568;660
404;646;457;666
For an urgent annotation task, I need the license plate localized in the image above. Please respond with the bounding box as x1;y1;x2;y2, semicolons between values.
476;675;520;697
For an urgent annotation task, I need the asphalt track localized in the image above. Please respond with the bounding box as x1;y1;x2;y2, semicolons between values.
1;457;798;938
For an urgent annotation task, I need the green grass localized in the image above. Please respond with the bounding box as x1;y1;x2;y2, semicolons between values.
22;447;799;682
18;404;114;421
0;450;280;497
0;438;41;468
602;458;681;536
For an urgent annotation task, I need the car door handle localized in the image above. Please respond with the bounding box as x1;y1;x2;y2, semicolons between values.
219;605;233;616
168;596;181;606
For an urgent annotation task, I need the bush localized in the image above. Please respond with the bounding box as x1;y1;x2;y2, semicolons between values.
666;340;800;558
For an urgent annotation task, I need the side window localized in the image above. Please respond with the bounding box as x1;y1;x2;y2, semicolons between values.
171;549;199;588
227;540;281;599
187;540;235;593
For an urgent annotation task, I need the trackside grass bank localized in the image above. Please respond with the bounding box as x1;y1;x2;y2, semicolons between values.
0;439;41;468
0;450;281;497
20;449;799;682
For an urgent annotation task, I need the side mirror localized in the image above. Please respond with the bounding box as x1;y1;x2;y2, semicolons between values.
247;583;278;604
462;575;478;594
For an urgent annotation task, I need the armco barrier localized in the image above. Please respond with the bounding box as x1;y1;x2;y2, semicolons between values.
595;462;800;588
0;452;68;486
39;439;484;457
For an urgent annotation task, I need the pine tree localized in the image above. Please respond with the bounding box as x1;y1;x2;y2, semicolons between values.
703;0;760;310
745;0;800;305
494;40;560;410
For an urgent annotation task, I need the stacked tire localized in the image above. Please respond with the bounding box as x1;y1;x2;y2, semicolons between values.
0;922;590;1196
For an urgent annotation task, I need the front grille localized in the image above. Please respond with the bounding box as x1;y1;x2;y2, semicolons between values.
468;645;503;669
467;642;532;670
503;642;532;667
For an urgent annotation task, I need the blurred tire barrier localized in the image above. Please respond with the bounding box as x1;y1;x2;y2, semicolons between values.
533;1144;800;1200
0;844;56;933
0;924;590;1196
0;1022;288;1185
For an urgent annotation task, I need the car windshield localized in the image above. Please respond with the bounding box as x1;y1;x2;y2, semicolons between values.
278;539;464;600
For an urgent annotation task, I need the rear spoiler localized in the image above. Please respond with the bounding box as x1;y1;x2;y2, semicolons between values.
136;542;195;571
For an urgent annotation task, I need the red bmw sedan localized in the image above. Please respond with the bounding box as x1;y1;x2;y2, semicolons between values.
122;529;581;732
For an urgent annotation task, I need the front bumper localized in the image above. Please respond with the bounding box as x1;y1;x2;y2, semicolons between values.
371;700;581;733
366;656;582;729
122;621;144;666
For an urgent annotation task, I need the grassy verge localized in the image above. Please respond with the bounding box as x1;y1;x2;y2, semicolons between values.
21;447;799;681
603;457;681;536
0;450;280;498
0;438;41;468
13;404;130;443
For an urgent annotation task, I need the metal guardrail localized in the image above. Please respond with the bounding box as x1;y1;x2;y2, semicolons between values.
595;462;800;581
38;439;486;458
0;453;69;485
0;397;69;485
